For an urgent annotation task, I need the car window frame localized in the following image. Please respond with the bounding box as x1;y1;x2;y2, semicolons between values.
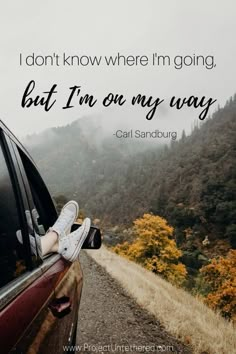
0;130;34;298
0;129;59;311
0;131;33;265
10;137;58;255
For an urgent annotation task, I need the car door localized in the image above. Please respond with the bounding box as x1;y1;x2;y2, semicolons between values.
0;130;83;353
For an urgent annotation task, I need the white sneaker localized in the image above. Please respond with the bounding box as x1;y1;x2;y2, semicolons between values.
51;200;79;239
58;218;91;262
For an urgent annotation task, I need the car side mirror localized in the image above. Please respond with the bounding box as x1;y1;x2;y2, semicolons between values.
71;223;102;249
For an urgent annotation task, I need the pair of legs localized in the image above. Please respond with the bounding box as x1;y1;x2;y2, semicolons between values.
17;201;91;262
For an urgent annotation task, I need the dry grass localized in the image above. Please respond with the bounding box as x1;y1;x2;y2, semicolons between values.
87;246;236;354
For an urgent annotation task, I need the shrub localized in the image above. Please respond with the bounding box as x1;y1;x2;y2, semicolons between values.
113;213;187;285
200;249;236;321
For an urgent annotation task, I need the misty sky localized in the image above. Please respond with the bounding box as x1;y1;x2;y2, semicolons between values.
0;0;236;138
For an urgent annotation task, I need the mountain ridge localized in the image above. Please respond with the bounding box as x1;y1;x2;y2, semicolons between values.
26;96;236;256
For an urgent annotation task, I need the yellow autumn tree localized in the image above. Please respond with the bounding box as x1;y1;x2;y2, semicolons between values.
113;213;186;285
200;249;236;321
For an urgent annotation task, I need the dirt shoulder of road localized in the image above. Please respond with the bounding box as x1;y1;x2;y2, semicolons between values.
77;251;192;354
83;246;236;354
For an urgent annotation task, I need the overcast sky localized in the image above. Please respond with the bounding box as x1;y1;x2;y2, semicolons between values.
0;0;235;138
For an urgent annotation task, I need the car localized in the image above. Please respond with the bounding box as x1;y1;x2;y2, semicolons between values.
0;120;101;353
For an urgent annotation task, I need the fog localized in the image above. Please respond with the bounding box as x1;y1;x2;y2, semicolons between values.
0;0;235;139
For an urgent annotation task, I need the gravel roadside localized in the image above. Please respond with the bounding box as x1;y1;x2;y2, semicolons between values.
76;251;192;354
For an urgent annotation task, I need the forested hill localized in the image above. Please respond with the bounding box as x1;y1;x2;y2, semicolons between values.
26;96;236;253
151;98;236;252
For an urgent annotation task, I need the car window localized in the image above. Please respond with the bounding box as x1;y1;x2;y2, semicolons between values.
17;148;57;236
0;144;27;288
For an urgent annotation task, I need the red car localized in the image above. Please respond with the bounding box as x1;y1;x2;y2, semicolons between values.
0;121;101;353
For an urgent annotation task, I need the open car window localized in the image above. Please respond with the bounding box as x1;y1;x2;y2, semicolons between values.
16;146;57;237
0;142;27;288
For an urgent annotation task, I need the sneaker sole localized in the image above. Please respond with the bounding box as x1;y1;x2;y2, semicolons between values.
60;200;79;236
68;218;91;262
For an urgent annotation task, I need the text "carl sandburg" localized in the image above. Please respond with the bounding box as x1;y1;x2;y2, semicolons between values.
113;130;177;140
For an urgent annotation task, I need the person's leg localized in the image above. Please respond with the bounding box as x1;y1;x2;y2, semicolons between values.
16;200;91;262
16;200;79;258
40;230;59;256
41;199;80;255
40;217;91;261
40;200;79;256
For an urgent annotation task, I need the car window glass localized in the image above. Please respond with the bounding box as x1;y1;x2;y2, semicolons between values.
0;145;26;288
17;149;57;235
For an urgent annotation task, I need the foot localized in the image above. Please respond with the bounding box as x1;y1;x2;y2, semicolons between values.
58;218;91;262
51;200;79;239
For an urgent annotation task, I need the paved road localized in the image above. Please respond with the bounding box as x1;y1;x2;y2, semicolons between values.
76;251;192;354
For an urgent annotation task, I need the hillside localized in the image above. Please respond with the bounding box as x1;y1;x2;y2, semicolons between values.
26;96;236;257
150;98;236;256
